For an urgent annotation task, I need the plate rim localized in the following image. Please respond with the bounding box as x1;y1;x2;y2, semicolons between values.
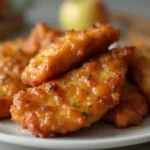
0;130;150;149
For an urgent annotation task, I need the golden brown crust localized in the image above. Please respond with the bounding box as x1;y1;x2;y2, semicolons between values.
21;23;120;87
0;23;63;118
22;22;63;56
129;43;150;102
104;80;148;128
0;40;31;118
11;47;132;137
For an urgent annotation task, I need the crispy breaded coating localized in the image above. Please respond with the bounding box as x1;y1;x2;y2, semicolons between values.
129;43;150;102
104;80;148;128
11;47;132;138
0;23;62;118
22;22;63;55
21;23;120;86
0;40;31;118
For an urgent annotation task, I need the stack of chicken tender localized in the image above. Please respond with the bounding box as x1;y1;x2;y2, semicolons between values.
0;22;149;138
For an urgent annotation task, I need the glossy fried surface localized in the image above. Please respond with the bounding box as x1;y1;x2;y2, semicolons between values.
11;47;132;137
129;43;150;102
0;39;31;118
21;23;120;86
22;22;63;56
104;80;148;128
0;23;62;118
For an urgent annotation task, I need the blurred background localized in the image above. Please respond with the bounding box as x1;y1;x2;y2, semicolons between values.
0;0;149;39
24;0;150;27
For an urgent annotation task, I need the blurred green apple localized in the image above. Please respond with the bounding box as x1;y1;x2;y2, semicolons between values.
59;0;108;30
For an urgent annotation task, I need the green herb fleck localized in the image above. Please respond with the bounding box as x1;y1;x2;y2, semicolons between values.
86;74;91;80
88;104;93;108
71;102;80;108
70;84;74;87
47;84;57;91
22;88;27;92
2;93;7;97
81;110;90;118
47;117;51;121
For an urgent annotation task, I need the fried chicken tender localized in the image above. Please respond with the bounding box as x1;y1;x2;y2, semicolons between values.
0;39;31;118
129;43;150;102
0;23;63;118
21;23;120;87
104;80;148;128
22;22;63;55
10;47;132;138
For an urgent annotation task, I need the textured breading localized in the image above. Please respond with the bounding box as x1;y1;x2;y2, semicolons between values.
22;22;63;56
129;43;150;102
21;23;120;87
0;23;63;118
104;80;148;128
10;47;132;138
0;39;31;118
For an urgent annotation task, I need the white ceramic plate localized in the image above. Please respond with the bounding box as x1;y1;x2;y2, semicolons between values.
0;117;150;150
1;0;150;148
